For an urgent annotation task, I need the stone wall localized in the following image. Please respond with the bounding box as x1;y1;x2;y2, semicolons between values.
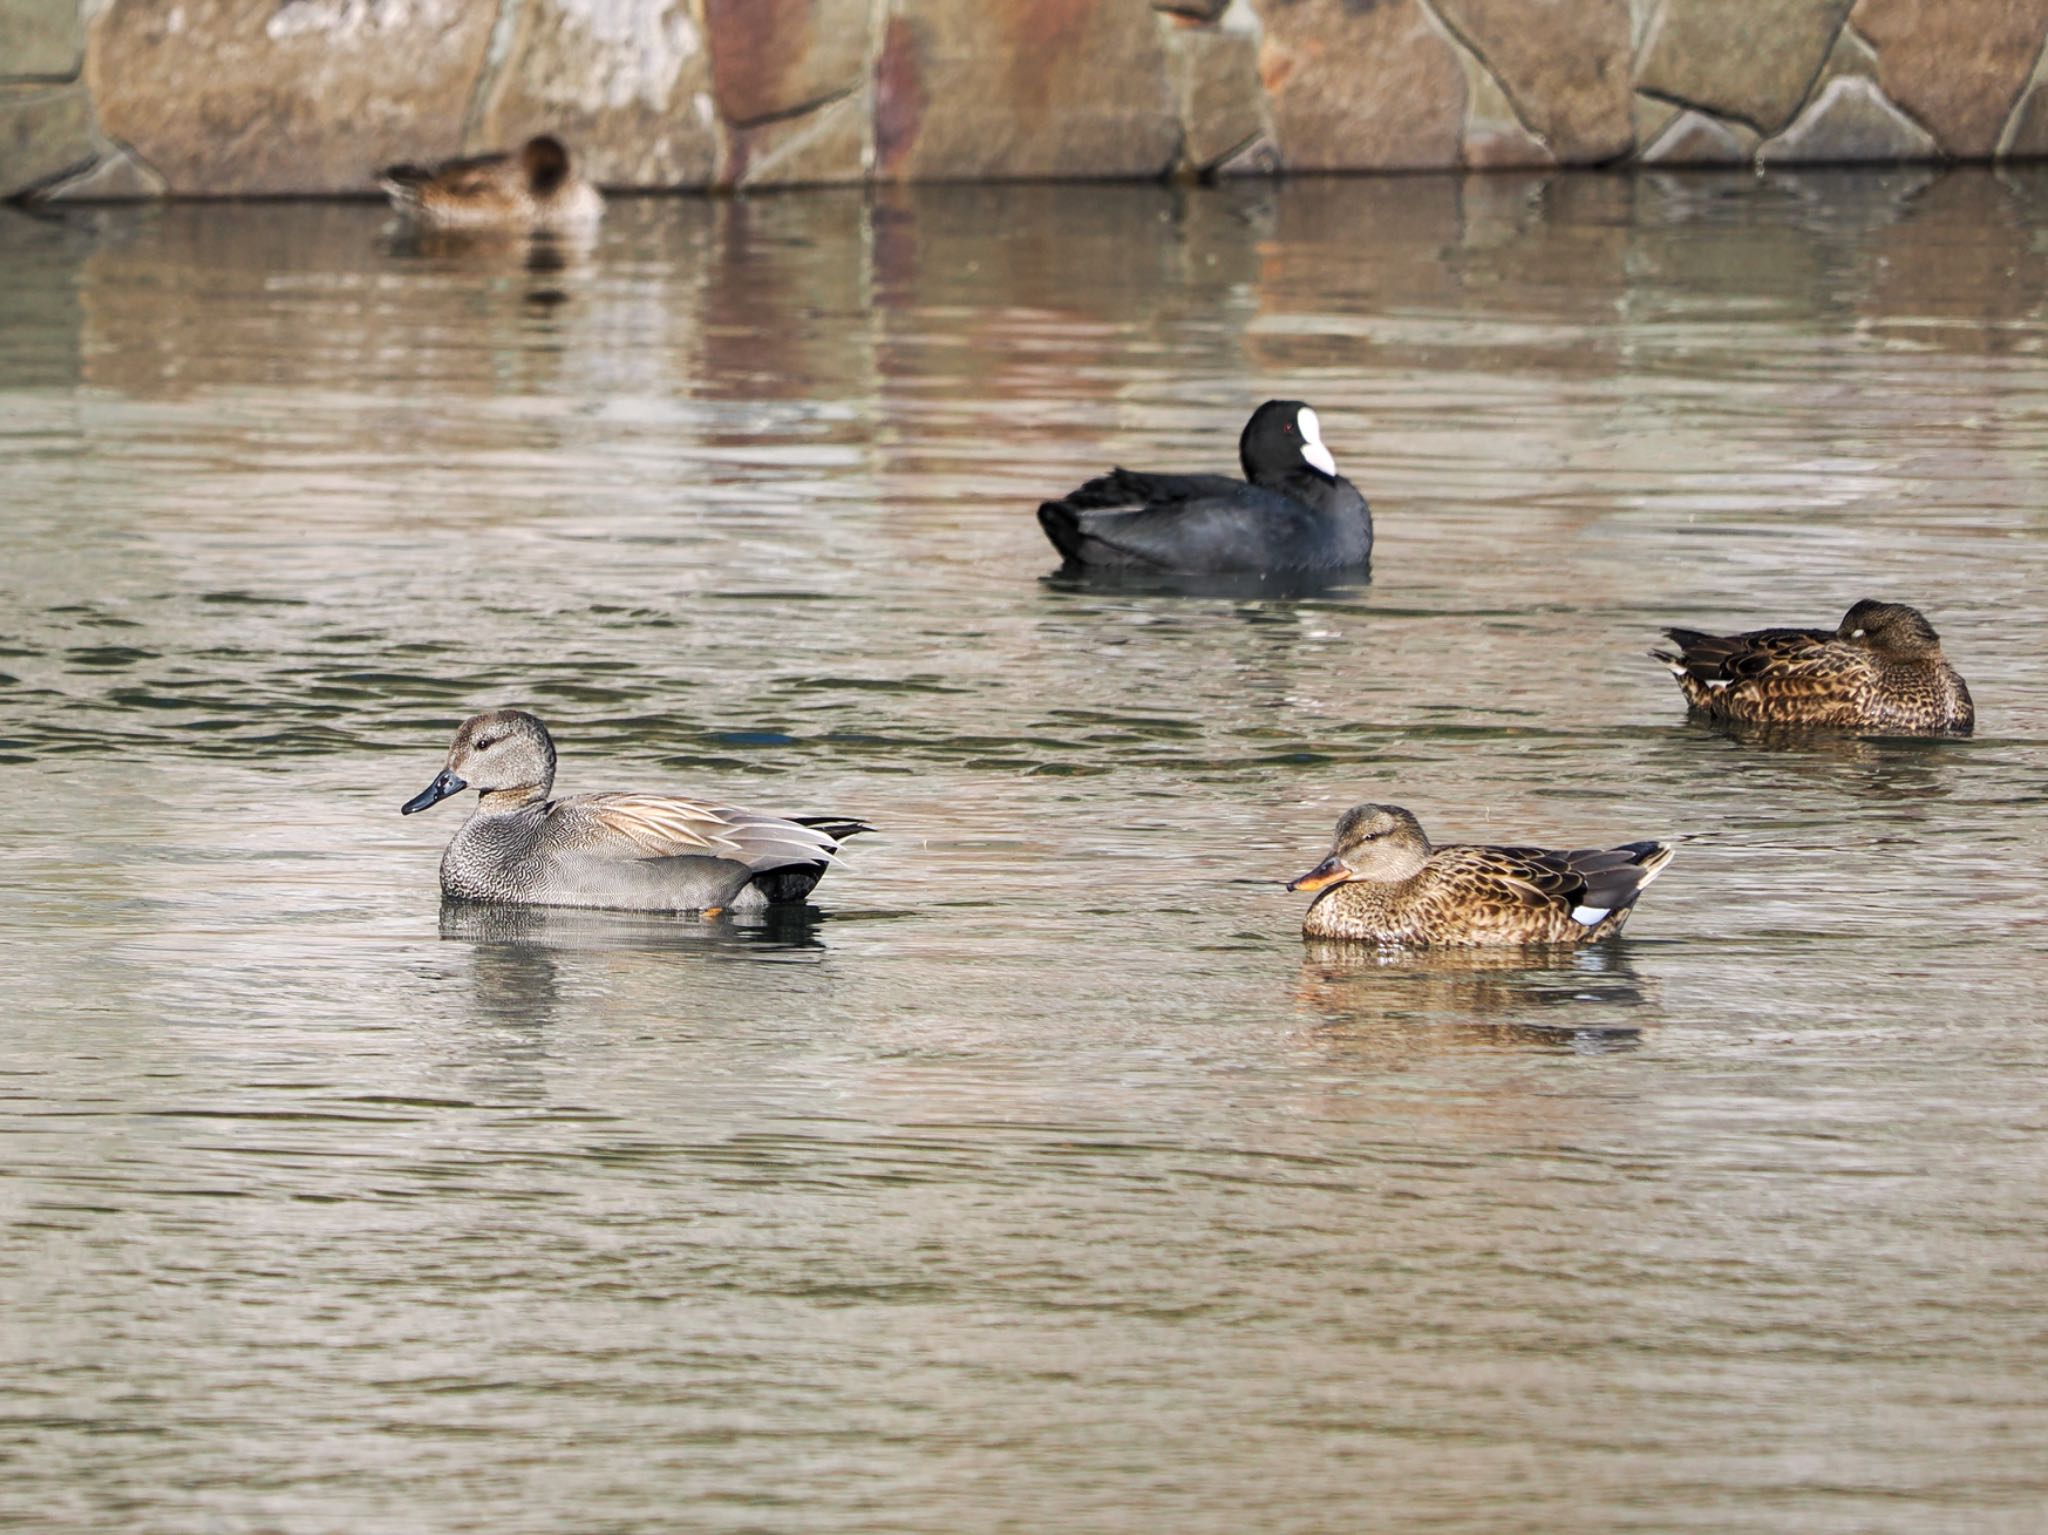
6;0;2047;200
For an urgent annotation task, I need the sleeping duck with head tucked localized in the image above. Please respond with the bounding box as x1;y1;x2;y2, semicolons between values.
400;710;867;914
1653;599;1973;736
1289;804;1673;948
378;135;603;231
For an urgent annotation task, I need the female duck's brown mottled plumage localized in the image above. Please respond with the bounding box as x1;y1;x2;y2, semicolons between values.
399;709;867;913
378;135;603;231
1653;599;1973;735
1289;804;1673;948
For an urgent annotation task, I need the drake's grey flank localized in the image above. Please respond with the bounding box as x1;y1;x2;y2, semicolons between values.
400;710;868;913
1289;804;1673;948
1653;599;1973;735
1036;399;1372;574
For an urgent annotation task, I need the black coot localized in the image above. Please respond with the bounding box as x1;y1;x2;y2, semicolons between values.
1036;400;1372;575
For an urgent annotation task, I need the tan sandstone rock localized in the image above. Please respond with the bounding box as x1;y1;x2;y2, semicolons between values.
1758;75;1938;162
478;0;719;189
1432;0;1632;161
872;0;1179;181
1851;0;2048;156
1165;23;1273;173
1636;0;1854;135
89;0;496;195
705;0;869;127
1457;48;1553;168
1253;0;1465;171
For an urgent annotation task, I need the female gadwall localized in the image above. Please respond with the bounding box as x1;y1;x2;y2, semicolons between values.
378;135;603;231
1653;599;1973;735
1036;400;1372;574
399;710;868;914
1288;804;1673;947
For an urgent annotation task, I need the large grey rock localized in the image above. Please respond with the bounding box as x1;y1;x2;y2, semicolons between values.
2003;71;2048;157
1758;75;1939;163
1852;0;2048;156
1458;50;1553;168
89;0;497;194
1432;0;1632;161
1252;0;1466;171
872;0;1178;181
40;144;167;199
724;91;865;188
1636;0;1854;135
705;0;869;127
1164;23;1271;173
477;0;719;189
1642;109;1755;165
0;0;83;78
0;83;97;198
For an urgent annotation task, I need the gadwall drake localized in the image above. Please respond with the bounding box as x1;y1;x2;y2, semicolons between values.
1653;599;1973;735
400;710;868;914
1037;400;1372;574
1289;804;1673;948
378;135;603;231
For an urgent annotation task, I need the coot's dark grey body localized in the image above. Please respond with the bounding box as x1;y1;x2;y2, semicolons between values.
1037;401;1372;575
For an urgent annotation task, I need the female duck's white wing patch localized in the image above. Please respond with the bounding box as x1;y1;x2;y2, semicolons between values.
1298;406;1337;476
1570;904;1612;925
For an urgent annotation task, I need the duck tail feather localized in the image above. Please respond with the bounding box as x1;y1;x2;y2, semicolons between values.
794;816;873;844
1037;501;1089;563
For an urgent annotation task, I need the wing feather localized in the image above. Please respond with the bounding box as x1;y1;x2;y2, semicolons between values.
572;793;848;872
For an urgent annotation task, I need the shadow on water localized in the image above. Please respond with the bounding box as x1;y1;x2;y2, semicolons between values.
1294;941;1650;1053
378;222;592;311
436;900;831;1027
1660;719;1969;805
1039;566;1371;603
438;898;830;954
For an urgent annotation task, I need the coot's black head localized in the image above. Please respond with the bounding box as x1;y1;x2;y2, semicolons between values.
1239;399;1337;483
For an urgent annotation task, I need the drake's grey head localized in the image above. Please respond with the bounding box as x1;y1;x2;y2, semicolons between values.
1837;600;1942;658
1287;803;1431;892
1240;399;1337;481
401;708;557;815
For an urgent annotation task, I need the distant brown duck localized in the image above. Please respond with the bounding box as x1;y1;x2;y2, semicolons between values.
1289;804;1674;947
400;710;866;913
1653;599;1973;735
378;135;603;231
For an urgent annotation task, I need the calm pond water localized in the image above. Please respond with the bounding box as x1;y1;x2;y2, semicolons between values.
3;169;2046;1533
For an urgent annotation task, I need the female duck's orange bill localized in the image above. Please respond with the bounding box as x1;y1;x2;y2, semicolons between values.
1286;855;1351;893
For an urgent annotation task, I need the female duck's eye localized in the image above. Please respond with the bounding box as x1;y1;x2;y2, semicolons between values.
474;736;500;751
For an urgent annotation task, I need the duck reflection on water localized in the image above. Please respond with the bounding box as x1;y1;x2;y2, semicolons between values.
438;898;830;955
1294;942;1652;1053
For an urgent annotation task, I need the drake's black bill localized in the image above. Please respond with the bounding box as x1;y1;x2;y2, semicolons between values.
1287;856;1349;893
401;769;467;815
